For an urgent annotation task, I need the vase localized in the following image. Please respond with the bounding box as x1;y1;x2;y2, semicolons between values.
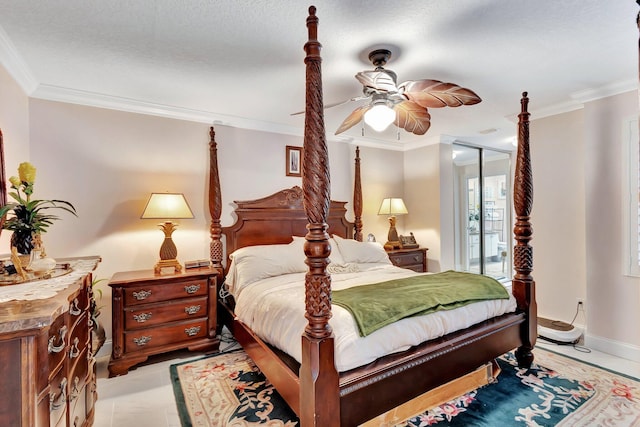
28;249;56;275
10;230;34;255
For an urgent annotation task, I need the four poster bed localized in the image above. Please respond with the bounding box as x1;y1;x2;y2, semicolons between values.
208;6;536;426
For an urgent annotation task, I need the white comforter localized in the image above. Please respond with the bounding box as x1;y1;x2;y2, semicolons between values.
233;263;517;372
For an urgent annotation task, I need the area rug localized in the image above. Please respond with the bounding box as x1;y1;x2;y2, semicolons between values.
170;348;640;426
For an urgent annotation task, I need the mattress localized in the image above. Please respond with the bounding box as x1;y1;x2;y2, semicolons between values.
233;263;517;372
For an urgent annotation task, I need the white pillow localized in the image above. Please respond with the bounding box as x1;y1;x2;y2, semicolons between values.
226;238;306;296
292;236;346;266
332;234;391;264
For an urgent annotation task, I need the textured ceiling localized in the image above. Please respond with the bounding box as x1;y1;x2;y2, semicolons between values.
0;1;637;150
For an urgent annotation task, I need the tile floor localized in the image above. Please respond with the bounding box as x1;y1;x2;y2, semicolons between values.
93;332;640;427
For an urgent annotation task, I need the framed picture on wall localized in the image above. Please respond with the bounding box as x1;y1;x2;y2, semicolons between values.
286;145;303;177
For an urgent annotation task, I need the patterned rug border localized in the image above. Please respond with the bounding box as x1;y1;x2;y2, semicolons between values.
170;346;640;426
170;348;246;427
540;345;640;381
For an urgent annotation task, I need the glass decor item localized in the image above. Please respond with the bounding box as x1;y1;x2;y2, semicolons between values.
28;249;56;276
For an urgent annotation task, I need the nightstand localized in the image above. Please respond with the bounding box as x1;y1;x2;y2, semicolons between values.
108;267;220;377
386;248;428;272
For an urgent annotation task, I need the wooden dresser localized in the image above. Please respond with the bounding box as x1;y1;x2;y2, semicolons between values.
386;247;429;272
108;267;220;377
0;256;101;427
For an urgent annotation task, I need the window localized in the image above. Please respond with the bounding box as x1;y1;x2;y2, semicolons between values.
623;118;640;277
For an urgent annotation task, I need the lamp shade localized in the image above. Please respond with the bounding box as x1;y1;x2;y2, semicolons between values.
378;198;408;216
141;193;194;219
364;102;396;132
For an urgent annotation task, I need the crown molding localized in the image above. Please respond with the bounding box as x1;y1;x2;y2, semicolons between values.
0;24;38;94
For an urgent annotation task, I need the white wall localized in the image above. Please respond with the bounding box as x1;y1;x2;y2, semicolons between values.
583;91;640;358
529;108;587;327
404;144;443;272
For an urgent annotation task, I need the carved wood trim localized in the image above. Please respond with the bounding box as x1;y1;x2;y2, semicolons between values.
299;6;340;426
208;127;223;274
353;146;363;241
512;92;537;368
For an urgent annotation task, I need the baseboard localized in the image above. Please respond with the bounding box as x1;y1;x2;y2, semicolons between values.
96;339;112;359
585;332;640;363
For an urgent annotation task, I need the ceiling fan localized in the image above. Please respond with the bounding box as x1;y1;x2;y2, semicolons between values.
332;48;482;136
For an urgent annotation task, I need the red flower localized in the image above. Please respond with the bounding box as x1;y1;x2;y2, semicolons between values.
612;380;636;401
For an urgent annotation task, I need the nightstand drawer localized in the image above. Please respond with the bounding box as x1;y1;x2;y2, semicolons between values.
124;319;208;353
109;267;220;376
386;248;428;272
388;252;424;267
123;278;208;306
124;296;208;329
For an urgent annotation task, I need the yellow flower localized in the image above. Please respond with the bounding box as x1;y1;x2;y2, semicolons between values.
9;176;21;188
18;162;36;184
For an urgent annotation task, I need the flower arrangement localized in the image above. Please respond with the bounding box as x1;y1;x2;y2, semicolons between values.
0;162;77;254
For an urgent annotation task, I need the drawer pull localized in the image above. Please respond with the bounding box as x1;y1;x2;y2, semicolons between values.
48;325;68;354
50;377;67;412
413;255;421;262
184;284;201;294
133;289;152;300
69;298;82;316
184;305;201;315
133;336;152;346
69;337;80;359
184;326;201;337
133;312;153;323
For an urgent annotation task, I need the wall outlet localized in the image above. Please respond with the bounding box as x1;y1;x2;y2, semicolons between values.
576;298;585;309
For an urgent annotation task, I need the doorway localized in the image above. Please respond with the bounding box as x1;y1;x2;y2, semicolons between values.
452;144;512;279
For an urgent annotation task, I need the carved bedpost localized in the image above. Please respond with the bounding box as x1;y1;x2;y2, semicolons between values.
353;146;363;241
299;6;340;427
208;127;223;275
513;92;537;368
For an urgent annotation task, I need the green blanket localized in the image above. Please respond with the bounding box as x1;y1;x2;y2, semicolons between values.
332;270;509;336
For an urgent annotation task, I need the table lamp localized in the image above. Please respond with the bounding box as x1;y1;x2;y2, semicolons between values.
141;192;194;274
378;197;408;250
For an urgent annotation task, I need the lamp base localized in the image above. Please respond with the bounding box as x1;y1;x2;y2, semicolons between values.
384;241;401;251
154;258;183;275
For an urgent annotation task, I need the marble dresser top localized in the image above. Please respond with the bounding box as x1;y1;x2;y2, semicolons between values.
0;256;101;334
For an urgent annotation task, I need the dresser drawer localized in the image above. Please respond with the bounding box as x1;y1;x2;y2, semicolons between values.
49;367;68;426
68;313;89;363
68;347;89;416
48;314;68;372
124;296;208;330
68;288;88;322
123;278;208;306
124;319;208;353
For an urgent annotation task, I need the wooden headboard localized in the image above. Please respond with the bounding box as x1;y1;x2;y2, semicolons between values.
207;128;363;272
220;185;354;268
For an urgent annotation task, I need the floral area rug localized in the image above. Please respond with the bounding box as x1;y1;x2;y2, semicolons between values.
170;347;640;426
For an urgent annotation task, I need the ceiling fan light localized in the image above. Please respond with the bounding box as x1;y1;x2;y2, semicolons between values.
364;103;396;132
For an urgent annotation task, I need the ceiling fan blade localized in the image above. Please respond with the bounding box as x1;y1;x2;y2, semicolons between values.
393;101;431;135
356;70;398;93
290;95;370;116
399;79;482;108
335;105;370;135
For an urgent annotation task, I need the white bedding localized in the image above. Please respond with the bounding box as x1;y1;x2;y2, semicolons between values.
232;262;517;372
